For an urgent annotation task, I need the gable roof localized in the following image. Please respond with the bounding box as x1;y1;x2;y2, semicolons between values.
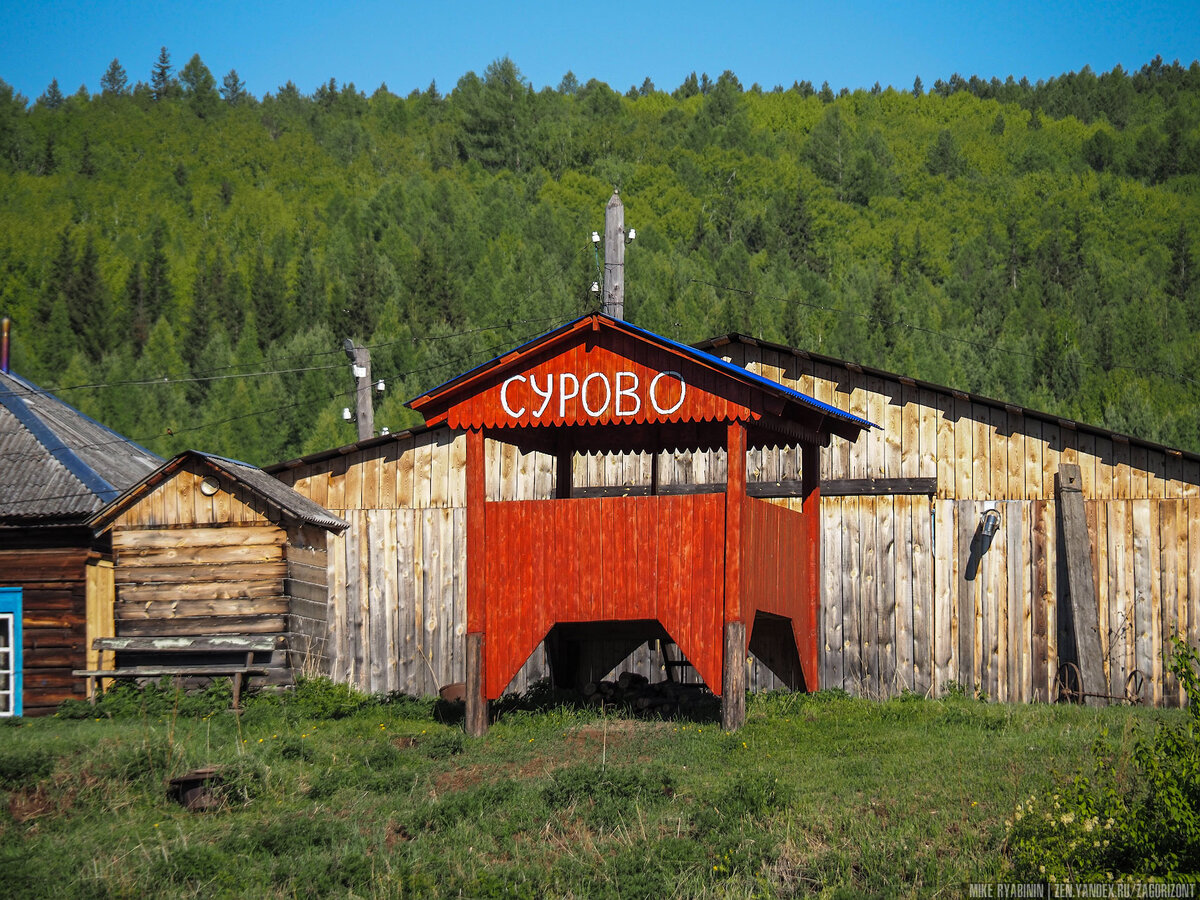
89;450;348;534
407;313;874;444
0;369;162;526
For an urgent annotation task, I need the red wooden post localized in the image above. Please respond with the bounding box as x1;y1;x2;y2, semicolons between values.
722;421;747;730
465;427;488;736
800;441;821;692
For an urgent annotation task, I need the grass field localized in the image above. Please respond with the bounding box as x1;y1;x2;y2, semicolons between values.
0;681;1184;899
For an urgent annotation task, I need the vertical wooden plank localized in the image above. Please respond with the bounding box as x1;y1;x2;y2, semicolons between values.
972;403;991;501
1089;502;1111;694
900;383;919;479
912;497;933;696
861;496;879;696
1077;431;1097;500
884;381;903;479
986;502;1007;702
1092;437;1114;502
344;452;365;514
465;429;486;732
1032;501;1051;702
1112;437;1131;501
843;495;862;695
1129;444;1149;501
1108;501;1130;698
1042;422;1062;502
894;495;915;694
934;499;956;693
328;527;348;683
954;398;973;501
935;392;955;500
1131;500;1155;705
1159;500;1180;706
368;512;388;693
1006;410;1025;501
1007;502;1029;702
849;371;869;480
383;509;400;692
449;433;467;508
957;499;977;691
813;363;838;481
380;443;398;510
413;433;434;508
822;498;844;694
430;434;450;509
989;405;1007;503
918;388;938;482
1023;418;1043;501
355;509;371;691
363;450;382;510
397;443;415;508
878;495;898;695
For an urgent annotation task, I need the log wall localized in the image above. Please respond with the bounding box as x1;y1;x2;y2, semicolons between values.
0;537;93;715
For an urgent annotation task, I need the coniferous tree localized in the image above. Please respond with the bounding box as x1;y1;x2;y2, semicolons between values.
220;69;247;105
179;54;218;118
37;79;64;109
100;59;129;96
150;47;175;101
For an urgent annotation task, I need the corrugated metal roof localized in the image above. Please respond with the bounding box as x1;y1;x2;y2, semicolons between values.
199;453;348;531
0;370;162;525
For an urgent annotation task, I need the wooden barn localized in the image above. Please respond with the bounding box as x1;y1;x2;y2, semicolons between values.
0;363;161;716
268;315;1200;715
86;451;347;690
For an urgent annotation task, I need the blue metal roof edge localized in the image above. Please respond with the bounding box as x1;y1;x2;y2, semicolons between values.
0;374;122;502
408;313;876;431
0;369;163;463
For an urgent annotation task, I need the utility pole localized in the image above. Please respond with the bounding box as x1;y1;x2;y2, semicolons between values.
603;189;625;320
343;339;374;441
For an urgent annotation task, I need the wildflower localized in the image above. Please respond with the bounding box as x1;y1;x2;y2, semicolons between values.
1084;817;1095;832
1061;812;1075;826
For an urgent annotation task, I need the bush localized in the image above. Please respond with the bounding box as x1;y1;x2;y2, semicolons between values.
1006;639;1200;880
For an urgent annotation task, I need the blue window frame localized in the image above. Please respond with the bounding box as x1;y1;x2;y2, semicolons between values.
0;587;22;717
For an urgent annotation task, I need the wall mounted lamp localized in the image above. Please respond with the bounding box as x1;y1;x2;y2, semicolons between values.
981;505;1002;537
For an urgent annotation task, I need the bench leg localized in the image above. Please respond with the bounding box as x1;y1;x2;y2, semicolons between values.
88;675;97;704
232;673;243;710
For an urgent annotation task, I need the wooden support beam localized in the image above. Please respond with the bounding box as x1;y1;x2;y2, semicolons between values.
1056;464;1106;706
800;442;821;691
721;621;746;730
465;428;488;734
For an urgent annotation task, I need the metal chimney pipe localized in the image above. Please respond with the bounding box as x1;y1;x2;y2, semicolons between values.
1;317;10;374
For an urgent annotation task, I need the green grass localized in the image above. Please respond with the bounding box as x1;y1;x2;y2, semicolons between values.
0;682;1185;899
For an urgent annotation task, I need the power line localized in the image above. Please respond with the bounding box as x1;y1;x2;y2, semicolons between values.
691;279;1200;391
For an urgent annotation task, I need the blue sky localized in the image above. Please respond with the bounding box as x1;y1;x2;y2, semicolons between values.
3;1;1198;103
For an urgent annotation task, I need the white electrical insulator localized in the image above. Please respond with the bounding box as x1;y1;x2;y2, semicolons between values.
590;282;600;292
376;379;385;392
342;407;352;421
352;364;367;378
381;427;390;436
591;231;600;243
627;228;636;241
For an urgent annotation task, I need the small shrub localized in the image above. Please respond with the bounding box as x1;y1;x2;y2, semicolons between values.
287;676;377;719
1006;639;1200;879
420;730;464;759
542;764;675;830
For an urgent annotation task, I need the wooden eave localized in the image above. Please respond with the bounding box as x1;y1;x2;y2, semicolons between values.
407;314;872;446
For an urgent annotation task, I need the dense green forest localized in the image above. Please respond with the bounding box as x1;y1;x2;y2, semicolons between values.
2;52;1200;465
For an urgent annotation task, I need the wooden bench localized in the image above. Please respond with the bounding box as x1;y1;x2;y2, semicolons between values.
73;636;275;709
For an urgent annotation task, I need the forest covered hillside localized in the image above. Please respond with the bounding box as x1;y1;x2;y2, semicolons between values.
2;53;1199;465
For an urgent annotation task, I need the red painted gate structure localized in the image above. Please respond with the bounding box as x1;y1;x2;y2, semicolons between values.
408;314;871;731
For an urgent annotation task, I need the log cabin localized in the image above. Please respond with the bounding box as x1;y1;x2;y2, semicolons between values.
87;451;348;688
0;365;161;715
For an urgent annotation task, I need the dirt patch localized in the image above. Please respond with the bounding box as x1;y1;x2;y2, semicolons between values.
9;784;72;823
384;820;412;849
